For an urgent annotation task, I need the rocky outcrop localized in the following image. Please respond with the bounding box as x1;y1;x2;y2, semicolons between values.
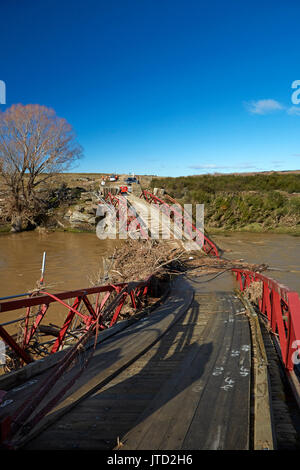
0;179;120;233
62;192;99;230
68;210;96;226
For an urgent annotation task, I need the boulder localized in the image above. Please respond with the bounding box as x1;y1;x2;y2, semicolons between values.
84;204;98;215
80;192;94;202
69;211;92;224
73;204;85;213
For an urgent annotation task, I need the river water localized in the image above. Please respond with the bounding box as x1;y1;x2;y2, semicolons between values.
0;231;299;329
214;232;300;294
0;231;122;299
0;231;122;330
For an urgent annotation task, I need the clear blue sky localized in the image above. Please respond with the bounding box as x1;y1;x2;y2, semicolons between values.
1;0;300;176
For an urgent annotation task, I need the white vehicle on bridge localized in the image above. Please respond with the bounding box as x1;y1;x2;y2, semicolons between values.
109;174;118;182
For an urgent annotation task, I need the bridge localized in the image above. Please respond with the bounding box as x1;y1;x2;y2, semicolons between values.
0;189;300;450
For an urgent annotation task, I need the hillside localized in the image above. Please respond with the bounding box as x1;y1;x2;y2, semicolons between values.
150;173;300;234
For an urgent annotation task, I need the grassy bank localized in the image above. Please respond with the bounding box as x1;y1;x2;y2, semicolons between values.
150;173;300;234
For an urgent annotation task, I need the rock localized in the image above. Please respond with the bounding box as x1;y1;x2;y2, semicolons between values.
80;192;94;202
73;204;85;213
84;204;98;215
11;215;23;232
69;211;91;224
69;210;96;227
64;209;73;218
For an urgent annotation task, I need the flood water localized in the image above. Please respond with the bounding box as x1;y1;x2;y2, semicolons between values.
0;231;122;298
0;231;122;329
0;230;299;330
214;232;300;294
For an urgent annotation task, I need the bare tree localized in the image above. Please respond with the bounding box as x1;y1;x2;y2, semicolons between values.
0;104;83;231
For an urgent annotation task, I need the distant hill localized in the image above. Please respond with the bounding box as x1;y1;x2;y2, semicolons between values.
149;171;300;234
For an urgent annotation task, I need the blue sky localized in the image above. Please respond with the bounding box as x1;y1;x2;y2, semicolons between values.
1;0;300;176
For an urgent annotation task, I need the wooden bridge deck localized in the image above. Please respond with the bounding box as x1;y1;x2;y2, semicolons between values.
0;276;251;450
120;290;251;451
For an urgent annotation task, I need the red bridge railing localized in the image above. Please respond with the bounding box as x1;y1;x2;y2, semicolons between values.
233;269;300;371
140;189;220;257
0;278;151;366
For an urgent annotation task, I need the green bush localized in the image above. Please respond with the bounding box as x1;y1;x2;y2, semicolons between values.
151;173;300;195
289;197;300;215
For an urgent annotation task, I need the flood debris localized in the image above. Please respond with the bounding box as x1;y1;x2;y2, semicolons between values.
93;239;267;285
243;280;263;304
89;238;267;322
93;239;186;285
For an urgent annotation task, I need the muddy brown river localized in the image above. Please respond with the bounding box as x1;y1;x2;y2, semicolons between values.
0;231;299;332
214;232;300;294
0;231;122;298
0;232;122;331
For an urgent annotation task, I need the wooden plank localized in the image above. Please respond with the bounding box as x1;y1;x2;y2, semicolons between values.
237;292;274;450
182;295;250;450
5;287;253;450
166;296;237;450
120;294;251;450
222;298;251;449
120;294;231;450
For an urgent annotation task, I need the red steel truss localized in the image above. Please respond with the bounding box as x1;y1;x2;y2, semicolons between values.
140;189;220;257
0;278;152;366
233;268;300;371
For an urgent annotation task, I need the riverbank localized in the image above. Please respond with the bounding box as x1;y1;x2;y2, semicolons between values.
1;171;300;234
207;225;300;235
0;172;152;233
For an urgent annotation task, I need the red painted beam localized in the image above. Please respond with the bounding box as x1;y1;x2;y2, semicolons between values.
0;325;33;364
0;283;129;315
232;268;300;371
51;297;82;354
141;189;220;257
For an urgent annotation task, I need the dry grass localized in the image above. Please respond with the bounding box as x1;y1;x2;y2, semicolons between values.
243;280;263;304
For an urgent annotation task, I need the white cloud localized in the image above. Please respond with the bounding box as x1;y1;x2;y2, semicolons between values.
245;99;285;115
189;164;228;169
287;106;300;116
245;99;300;117
189;163;257;171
